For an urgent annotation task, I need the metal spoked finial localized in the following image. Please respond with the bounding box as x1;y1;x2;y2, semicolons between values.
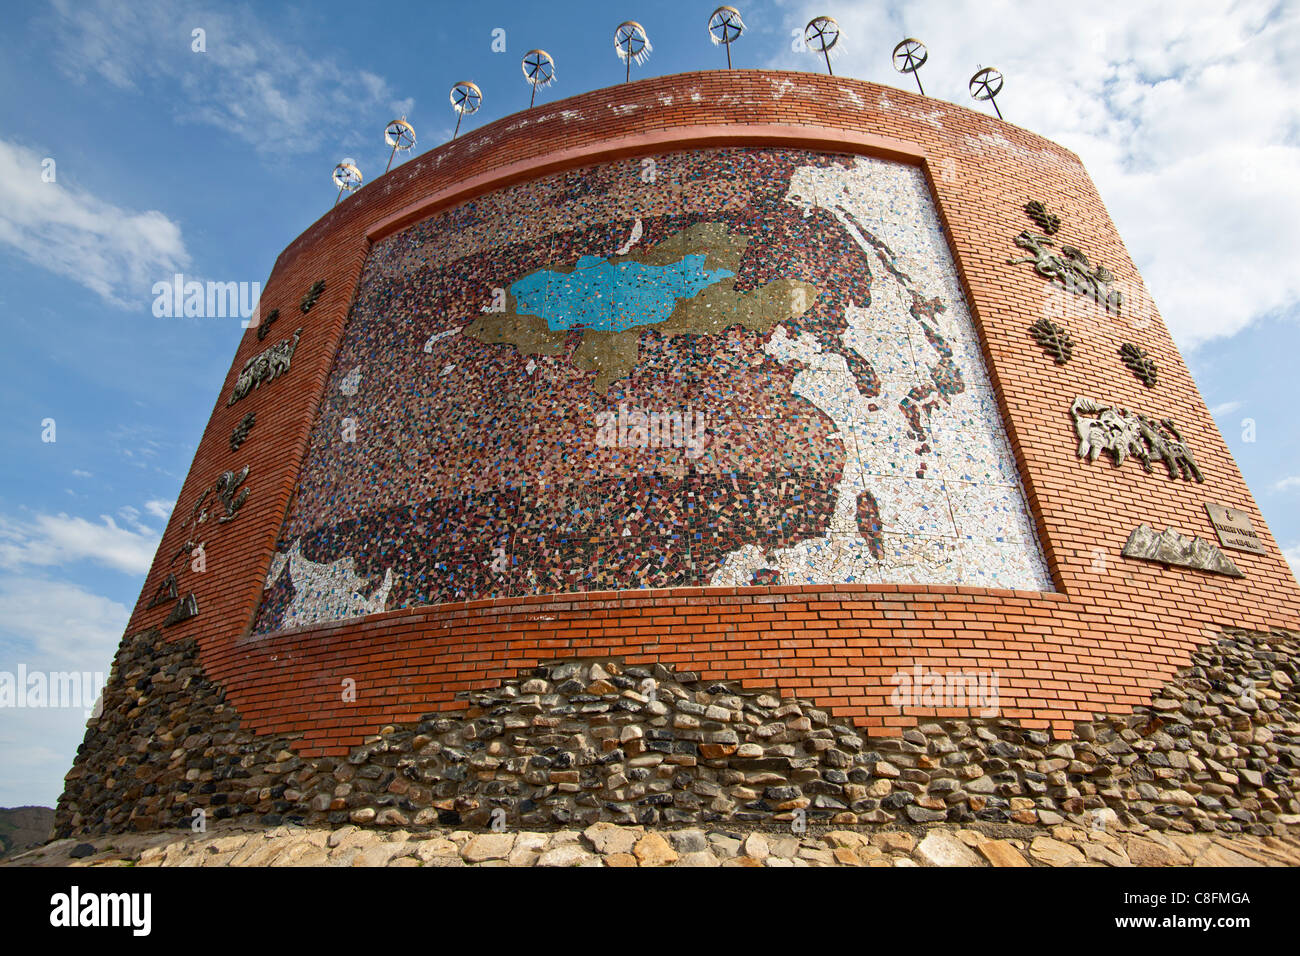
449;80;482;139
804;16;841;76
892;38;928;96
969;66;1004;120
522;49;556;108
614;21;651;84
383;117;416;173
332;159;362;206
708;6;745;69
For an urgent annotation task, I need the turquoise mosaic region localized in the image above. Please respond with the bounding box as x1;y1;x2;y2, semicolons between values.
512;254;734;333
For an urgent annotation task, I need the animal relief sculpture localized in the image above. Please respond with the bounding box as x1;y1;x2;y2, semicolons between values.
1071;396;1145;468
228;329;302;406
1135;415;1204;483
1009;232;1122;315
1070;396;1204;483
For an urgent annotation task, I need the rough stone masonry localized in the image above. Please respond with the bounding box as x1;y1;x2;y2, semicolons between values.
54;623;1299;841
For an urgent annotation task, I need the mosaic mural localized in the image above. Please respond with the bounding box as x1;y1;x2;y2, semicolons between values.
254;148;1053;634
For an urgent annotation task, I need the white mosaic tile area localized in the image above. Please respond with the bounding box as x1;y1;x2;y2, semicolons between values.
709;157;1053;591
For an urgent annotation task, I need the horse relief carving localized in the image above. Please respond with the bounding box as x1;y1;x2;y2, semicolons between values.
1009;232;1122;315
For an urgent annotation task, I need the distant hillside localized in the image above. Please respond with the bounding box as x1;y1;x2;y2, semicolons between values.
0;807;55;858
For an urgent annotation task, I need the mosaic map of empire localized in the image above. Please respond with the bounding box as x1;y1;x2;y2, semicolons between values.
255;147;1052;634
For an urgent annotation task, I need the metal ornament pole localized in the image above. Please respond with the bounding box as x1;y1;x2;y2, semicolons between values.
804;17;840;77
449;81;482;140
522;50;555;110
969;67;1005;121
614;22;651;84
383;118;416;173
892;39;929;96
709;7;745;69
331;161;362;207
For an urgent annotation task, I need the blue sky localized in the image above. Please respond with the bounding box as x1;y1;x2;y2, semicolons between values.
1;0;1297;807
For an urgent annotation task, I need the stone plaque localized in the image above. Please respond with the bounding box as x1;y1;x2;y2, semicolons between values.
1204;503;1267;555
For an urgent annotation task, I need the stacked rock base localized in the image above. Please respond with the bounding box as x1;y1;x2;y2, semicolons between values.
55;626;1300;839
15;820;1300;868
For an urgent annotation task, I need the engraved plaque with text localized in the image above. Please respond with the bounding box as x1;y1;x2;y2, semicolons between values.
1204;503;1267;555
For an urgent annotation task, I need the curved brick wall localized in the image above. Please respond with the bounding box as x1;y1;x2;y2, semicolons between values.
72;71;1300;786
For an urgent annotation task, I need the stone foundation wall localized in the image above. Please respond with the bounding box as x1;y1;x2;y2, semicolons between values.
56;625;1299;839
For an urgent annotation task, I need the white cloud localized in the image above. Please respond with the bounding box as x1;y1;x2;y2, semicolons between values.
1274;476;1300;492
0;723;94;809
144;499;174;520
0;137;190;308
1285;543;1300;580
776;0;1300;350
1210;401;1244;417
0;577;128;668
0;575;128;807
48;0;413;155
0;510;161;576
